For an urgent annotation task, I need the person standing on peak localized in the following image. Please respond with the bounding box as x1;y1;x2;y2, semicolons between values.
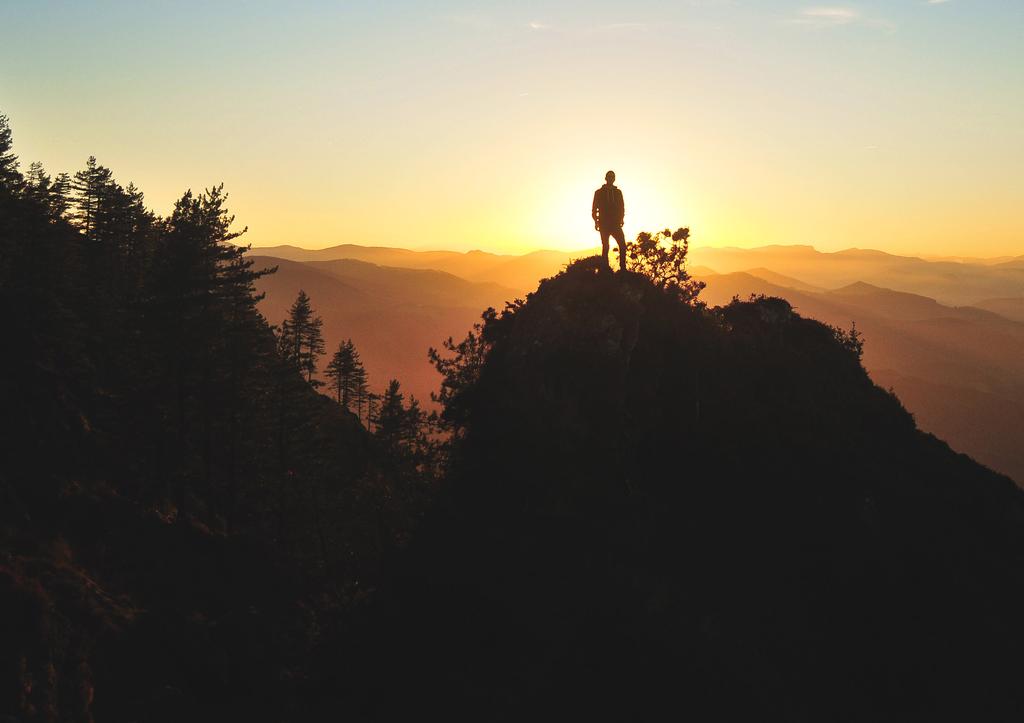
592;170;626;271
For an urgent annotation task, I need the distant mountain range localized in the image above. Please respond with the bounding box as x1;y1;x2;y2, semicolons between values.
246;242;1024;484
250;240;1024;308
249;243;578;294
686;244;1024;308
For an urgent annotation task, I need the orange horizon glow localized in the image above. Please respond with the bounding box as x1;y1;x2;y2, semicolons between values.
3;2;1021;259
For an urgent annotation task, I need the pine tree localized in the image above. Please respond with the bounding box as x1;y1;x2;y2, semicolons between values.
25;161;51;203
373;380;434;482
0;113;21;188
428;317;492;433
24;163;73;222
280;290;325;386
366;391;381;432
145;184;273;520
404;394;427;459
325;339;356;405
376;379;425;452
352;362;369;423
49;173;71;220
376;379;404;445
71;156;113;240
324;338;369;413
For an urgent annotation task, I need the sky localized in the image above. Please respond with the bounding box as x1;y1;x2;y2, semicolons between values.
1;1;1022;256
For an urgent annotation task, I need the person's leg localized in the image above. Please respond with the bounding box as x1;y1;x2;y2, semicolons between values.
612;227;627;271
600;228;611;267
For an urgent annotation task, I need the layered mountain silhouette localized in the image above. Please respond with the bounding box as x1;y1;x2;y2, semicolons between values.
345;259;1024;721
687;245;1024;307
247;243;1024;484
250;242;1024;307
249;243;575;293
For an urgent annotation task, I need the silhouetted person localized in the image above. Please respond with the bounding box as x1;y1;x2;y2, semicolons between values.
592;170;626;271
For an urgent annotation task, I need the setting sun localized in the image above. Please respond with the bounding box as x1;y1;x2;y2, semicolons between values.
3;1;1021;257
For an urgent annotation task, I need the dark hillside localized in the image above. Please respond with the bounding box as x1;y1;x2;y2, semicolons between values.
351;259;1024;722
0;118;429;722
699;272;1024;483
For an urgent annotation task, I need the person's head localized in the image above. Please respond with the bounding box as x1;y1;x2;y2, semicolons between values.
605;170;616;184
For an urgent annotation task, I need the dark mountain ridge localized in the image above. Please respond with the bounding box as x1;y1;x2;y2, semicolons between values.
350;259;1024;721
698;271;1024;484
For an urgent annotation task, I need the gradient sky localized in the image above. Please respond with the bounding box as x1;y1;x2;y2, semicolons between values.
2;1;1022;256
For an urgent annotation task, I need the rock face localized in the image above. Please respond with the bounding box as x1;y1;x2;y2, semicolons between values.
362;258;1024;722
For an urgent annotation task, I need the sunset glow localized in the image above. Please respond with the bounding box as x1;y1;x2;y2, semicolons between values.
7;3;1024;715
2;1;1021;256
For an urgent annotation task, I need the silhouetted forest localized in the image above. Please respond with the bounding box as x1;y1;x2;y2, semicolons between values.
3;112;1024;722
0;114;435;721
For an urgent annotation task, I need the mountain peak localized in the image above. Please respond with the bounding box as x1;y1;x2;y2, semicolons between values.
378;255;1024;719
832;280;885;294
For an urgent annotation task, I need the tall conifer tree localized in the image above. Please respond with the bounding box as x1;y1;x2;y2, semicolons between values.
352;361;369;423
325;338;368;411
280;290;325;386
146;184;273;519
71;156;113;239
0;114;19;187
